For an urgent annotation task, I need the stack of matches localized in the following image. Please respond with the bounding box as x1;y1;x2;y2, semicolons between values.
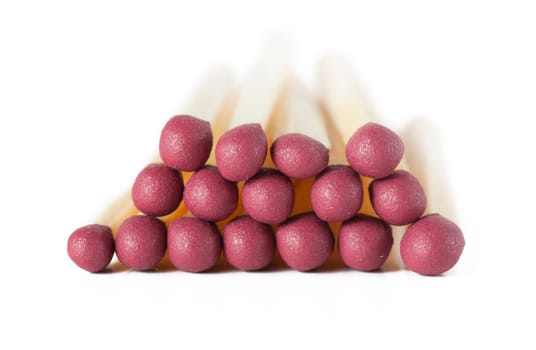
67;50;465;276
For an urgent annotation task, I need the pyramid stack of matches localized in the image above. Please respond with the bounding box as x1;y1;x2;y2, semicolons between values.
67;46;465;276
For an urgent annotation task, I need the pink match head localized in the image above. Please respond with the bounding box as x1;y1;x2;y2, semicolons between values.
183;166;238;222
159;114;213;172
115;215;167;271
215;123;267;181
276;212;334;272
401;214;465;276
271;133;329;179
369;170;426;226
223;216;275;271
167;217;222;272
346;122;404;179
311;165;363;222
67;224;114;273
338;215;393;271
132;163;183;217
242;168;294;224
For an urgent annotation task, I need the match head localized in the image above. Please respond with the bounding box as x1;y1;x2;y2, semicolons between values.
276;212;334;272
215;123;268;181
242;168;294;224
159;114;213;172
131;163;183;217
346;122;404;179
369;170;427;226
223;216;275;271
167;217;222;273
271;133;329;179
115;215;167;271
183;166;238;222
67;224;114;273
338;215;393;271
311;165;363;222
400;214;465;276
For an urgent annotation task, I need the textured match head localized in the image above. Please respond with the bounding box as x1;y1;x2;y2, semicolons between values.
131;163;183;217
242;168;294;224
216;123;268;181
338;215;393;271
369;170;427;226
159;114;213;172
346;122;404;179
271;133;329;179
115;215;167;271
167;217;222;273
276;212;334;272
223;216;275;271
183;166;238;222
400;214;465;276
67;224;115;273
311;165;363;222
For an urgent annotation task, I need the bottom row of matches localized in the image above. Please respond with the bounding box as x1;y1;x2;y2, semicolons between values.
68;211;465;276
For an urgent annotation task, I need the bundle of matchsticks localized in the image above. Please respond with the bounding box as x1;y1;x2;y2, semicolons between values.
67;47;465;276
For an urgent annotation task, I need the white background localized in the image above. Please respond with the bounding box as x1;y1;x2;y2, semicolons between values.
1;1;535;349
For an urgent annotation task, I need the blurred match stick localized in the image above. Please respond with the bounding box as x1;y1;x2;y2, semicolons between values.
228;37;291;133
96;66;236;233
270;77;330;148
402;118;455;219
317;55;380;143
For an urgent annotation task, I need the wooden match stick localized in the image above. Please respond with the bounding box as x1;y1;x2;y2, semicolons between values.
317;55;380;143
228;37;291;131
402;118;455;219
270;77;330;148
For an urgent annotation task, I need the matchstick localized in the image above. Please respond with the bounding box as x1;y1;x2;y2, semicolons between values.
402;118;455;219
270;77;330;148
228;37;291;131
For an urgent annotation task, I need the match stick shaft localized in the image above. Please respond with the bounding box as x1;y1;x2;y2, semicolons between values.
402;118;455;218
228;38;290;131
